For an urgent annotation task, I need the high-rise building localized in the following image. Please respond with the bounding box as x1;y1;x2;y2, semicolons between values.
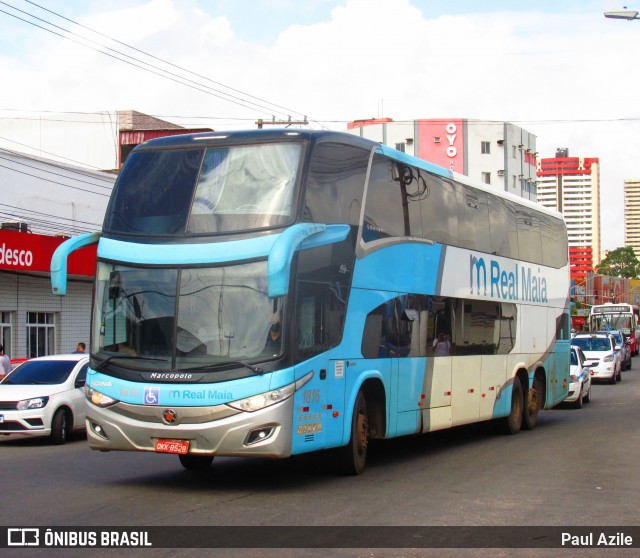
536;149;601;283
345;118;538;200
624;179;640;257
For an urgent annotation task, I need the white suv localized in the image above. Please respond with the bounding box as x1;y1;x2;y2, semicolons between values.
571;333;621;384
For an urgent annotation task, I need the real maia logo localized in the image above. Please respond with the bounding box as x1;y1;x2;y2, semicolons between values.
470;254;548;303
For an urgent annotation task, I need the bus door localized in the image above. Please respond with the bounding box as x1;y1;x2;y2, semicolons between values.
404;298;452;434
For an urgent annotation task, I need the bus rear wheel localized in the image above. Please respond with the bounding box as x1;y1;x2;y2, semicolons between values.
336;390;369;475
179;454;214;471
523;376;541;430
499;376;523;435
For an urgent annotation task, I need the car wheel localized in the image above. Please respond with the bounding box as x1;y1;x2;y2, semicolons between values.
584;383;591;403
49;408;70;445
616;366;622;382
574;383;583;409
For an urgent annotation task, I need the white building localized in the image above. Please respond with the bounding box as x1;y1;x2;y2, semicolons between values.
624;179;640;257
344;118;538;200
0;110;208;360
0;149;116;360
536;148;601;282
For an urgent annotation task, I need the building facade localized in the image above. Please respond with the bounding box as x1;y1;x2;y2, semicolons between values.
345;118;538;200
0;110;211;172
0;111;209;360
537;149;601;283
624;178;640;257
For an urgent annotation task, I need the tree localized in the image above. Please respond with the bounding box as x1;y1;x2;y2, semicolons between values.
595;246;640;279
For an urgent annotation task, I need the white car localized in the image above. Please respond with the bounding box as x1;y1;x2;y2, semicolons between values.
566;345;592;408
571;333;621;384
0;354;89;444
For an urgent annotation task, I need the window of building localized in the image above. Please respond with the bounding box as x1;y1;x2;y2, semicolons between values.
512;145;517;158
481;141;490;154
481;172;491;184
1;312;11;357
26;312;55;358
395;142;406;153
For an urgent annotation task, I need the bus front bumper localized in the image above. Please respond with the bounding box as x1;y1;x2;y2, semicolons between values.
85;397;293;458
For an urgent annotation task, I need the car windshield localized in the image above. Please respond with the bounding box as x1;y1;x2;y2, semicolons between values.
92;261;285;373
570;350;578;366
3;360;77;385
572;337;611;352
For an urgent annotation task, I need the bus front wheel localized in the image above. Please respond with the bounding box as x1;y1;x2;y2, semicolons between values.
179;454;214;471
336;390;369;475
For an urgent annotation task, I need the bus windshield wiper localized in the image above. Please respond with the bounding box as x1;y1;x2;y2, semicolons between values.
182;360;264;375
95;354;166;372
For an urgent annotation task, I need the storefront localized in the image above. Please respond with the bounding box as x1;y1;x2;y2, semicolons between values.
0;229;97;359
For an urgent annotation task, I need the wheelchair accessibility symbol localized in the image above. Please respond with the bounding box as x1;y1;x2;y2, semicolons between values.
144;387;160;405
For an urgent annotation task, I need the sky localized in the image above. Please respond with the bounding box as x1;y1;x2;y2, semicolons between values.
1;0;639;250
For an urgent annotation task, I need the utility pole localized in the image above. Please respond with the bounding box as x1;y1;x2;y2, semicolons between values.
256;115;308;129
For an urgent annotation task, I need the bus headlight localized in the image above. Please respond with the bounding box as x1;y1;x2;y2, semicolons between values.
228;384;296;412
85;386;119;408
227;371;314;413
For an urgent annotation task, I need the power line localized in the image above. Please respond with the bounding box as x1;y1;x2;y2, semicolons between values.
0;135;116;173
0;154;114;190
0;162;110;196
0;2;325;127
24;0;310;123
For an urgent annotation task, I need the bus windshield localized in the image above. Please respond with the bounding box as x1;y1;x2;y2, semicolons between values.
92;261;284;372
104;142;302;235
590;313;632;334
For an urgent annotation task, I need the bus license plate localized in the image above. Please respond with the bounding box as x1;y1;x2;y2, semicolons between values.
154;439;189;455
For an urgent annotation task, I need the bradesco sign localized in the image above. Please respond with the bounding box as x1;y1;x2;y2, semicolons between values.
0;229;96;275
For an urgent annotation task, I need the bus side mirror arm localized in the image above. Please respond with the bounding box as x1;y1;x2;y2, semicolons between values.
51;232;101;296
267;223;350;297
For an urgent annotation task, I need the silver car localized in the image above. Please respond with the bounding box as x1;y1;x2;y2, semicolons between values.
610;330;631;371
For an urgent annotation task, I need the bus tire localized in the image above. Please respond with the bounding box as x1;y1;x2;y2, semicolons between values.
523;376;541;430
500;377;523;435
179;454;214;471
336;390;369;475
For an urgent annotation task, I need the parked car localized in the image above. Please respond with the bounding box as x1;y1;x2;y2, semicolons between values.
10;358;29;370
0;354;89;444
571;333;621;384
566;345;592;408
609;330;631;371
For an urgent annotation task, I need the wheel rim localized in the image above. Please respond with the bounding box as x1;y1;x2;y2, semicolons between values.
356;411;368;457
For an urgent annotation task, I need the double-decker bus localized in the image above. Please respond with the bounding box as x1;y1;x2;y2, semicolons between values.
589;303;639;355
51;129;570;474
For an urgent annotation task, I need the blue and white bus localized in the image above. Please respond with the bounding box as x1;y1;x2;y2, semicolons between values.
51;129;570;474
